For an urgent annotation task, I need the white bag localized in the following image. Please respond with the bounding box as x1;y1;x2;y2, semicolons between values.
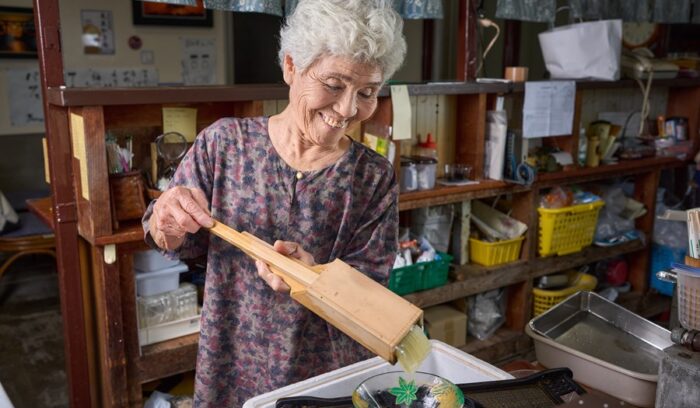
538;19;622;80
484;110;507;181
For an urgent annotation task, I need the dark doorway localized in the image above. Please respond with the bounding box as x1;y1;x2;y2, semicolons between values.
232;12;284;84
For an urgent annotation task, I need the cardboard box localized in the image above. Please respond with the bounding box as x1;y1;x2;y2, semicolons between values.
423;304;468;348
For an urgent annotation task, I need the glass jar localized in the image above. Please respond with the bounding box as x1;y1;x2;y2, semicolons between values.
412;155;438;190
400;157;418;193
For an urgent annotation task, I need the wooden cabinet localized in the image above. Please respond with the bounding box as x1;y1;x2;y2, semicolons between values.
42;78;700;405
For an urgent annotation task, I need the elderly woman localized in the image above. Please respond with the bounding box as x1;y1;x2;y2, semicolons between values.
143;0;406;405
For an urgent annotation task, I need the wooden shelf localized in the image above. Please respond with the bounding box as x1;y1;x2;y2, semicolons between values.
531;239;646;279
47;78;700;107
48;84;290;106
617;291;672;319
509;77;700;92
399;180;528;211
94;223;146;246
405;240;646;309
460;328;532;364
26;197;55;231
139;333;199;383
535;156;684;188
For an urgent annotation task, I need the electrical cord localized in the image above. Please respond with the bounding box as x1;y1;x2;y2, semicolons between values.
634;70;654;138
477;18;500;76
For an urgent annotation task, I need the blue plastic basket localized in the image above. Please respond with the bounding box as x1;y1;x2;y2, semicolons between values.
650;243;683;296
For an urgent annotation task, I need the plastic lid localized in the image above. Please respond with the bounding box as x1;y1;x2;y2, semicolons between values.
410;155;438;164
418;133;437;149
400;156;416;166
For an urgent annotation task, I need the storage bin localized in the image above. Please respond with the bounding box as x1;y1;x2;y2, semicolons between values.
133;249;181;271
673;262;700;331
135;262;188;296
138;313;201;346
469;236;524;267
538;200;604;256
243;340;511;407
389;252;452;295
137;283;198;329
532;272;597;316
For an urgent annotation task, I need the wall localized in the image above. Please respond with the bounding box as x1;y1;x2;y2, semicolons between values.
0;0;228;192
58;0;227;85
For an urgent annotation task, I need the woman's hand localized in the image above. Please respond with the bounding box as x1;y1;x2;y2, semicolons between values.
149;186;213;251
255;241;315;293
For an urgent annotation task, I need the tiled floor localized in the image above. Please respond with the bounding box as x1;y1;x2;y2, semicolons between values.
0;255;67;408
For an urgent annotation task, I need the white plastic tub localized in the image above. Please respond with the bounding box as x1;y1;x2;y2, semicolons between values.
138;313;200;346
133;249;181;272
243;340;511;408
135;262;188;296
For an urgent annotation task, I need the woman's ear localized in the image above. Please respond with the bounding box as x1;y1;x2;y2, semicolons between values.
282;54;295;85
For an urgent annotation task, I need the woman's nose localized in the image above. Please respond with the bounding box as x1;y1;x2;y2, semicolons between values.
334;91;357;118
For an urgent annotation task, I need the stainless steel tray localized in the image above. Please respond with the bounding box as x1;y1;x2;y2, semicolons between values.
527;291;673;407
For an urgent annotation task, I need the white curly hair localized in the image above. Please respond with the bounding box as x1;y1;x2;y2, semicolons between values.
278;0;406;81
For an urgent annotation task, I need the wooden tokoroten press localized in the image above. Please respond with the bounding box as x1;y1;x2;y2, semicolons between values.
209;220;426;366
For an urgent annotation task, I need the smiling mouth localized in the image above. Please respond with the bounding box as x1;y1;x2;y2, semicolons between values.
320;112;348;129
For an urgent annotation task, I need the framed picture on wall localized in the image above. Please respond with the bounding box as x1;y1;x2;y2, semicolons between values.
0;7;37;58
132;0;213;27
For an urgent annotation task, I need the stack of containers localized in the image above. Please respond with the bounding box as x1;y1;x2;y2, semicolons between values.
134;250;200;345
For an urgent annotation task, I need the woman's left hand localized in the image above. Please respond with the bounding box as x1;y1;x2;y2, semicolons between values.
255;241;316;293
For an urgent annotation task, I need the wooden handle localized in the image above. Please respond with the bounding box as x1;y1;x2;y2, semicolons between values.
208;220;318;287
686;255;700;269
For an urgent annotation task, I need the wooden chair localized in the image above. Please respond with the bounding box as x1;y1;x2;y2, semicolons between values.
0;211;56;280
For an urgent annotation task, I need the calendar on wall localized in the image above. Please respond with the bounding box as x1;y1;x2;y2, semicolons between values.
6;68;44;127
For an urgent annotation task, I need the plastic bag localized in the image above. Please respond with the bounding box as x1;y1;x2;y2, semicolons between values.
467;289;505;341
539;19;622;80
653;202;688;249
410;205;454;253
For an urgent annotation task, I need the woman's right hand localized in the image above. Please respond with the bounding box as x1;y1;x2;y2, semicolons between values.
149;186;213;250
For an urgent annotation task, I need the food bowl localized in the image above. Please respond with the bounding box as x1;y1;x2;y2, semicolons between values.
352;371;464;408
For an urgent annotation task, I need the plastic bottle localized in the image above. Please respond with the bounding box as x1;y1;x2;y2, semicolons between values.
414;133;438;159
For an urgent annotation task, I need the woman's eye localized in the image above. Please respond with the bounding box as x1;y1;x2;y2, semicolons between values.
359;89;375;99
323;83;342;92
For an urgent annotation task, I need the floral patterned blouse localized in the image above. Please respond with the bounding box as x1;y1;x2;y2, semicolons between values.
142;117;398;406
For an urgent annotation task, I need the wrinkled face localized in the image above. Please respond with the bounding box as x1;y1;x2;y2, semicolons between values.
283;54;383;148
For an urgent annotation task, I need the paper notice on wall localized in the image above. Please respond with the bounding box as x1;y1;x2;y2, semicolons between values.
390;85;412;140
523;81;576;138
80;10;115;55
64;67;158;88
181;37;216;85
163;107;197;142
5;68;44;127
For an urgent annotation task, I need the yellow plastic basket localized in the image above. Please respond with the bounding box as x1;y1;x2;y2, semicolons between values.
538;201;604;257
469;236;524;267
532;272;598;316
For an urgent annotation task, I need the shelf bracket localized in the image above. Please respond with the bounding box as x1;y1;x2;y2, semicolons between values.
104;244;116;264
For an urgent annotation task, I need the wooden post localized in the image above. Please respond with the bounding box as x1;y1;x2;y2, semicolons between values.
457;0;479;81
33;0;94;406
502;20;521;76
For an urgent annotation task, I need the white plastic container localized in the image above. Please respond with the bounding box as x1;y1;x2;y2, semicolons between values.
133;249;181;272
135;262;188;296
412;155;437;190
138;313;200;346
243;340;511;408
674;265;700;330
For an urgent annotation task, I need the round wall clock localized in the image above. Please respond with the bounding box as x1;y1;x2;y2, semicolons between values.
623;22;660;49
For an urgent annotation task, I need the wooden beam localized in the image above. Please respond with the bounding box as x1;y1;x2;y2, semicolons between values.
33;0;94;406
502;20;521;74
457;0;479;81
